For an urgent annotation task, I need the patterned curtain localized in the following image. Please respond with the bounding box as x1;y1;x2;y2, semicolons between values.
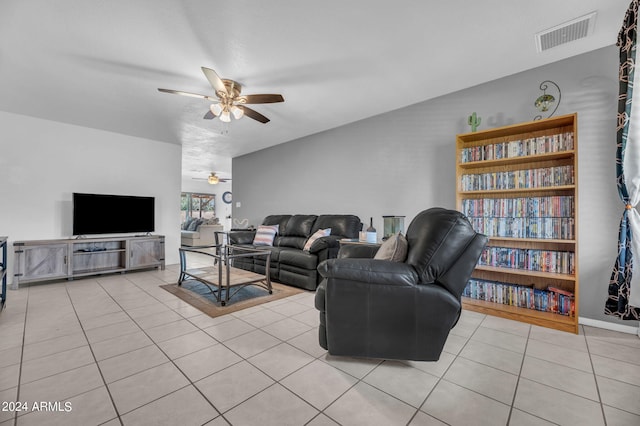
605;0;640;320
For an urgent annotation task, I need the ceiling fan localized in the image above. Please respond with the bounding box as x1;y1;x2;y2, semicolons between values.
193;172;231;185
158;67;284;123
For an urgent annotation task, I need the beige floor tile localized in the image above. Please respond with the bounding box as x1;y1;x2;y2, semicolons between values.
449;314;482;338
174;344;242;382
514;378;605;425
0;363;20;392
126;302;173;319
224;329;280;358
422;380;510;426
597;375;640;415
0;388;17;423
0;346;22;369
591;353;640;387
587;337;640;366
134;309;185;329
529;324;588;352
603;404;640;425
509;409;557;425
441;333;468;355
203;317;256;342
225;384;318;426
325;381;415;426
584;325;640;349
145;319;200;343
261;317;312;341
281;359;358;410
19;363;104;404
20;345;94;384
363;360;439;408
187;313;234;329
22;331;88;362
271;301;311;317
240;309;287;328
90;330;153;361
121;385;218;426
173;304;204;318
248;342;314;380
459;339;523;375
480;315;531;337
526;338;593;372
78;310;130;331
404;351;456;378
443;356;518;404
521;356;599;401
408;411;448;425
290;308;320;327
23;321;84;345
306;413;340;426
84;319;141;344
194;361;274;413
16;386;117;426
320;353;381;379
470;326;528;353
108;362;189;415
287;328;327;358
156;330;218;359
98;344;169;383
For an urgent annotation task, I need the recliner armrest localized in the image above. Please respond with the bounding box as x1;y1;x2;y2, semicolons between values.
318;258;418;286
337;244;379;259
229;230;256;245
307;236;341;253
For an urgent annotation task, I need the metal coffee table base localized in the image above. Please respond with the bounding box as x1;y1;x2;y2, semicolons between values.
178;245;272;306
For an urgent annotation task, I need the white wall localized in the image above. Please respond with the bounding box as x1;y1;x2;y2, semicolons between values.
0;111;182;284
233;45;632;327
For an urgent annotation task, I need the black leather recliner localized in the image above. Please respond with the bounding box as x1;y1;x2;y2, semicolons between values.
315;208;488;361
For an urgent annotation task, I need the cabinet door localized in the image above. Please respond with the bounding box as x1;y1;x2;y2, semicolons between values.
129;239;164;269
16;244;69;283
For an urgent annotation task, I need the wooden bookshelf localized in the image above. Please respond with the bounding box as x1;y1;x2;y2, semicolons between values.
456;113;578;333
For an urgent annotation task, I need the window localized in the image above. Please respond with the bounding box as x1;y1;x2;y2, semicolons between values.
181;193;215;223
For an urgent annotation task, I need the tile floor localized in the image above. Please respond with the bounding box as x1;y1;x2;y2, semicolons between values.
1;263;640;425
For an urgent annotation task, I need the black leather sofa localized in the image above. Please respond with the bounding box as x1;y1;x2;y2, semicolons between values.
228;214;362;290
315;208;487;361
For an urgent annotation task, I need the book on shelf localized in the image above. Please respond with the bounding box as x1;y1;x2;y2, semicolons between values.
463;278;575;316
459;165;574;191
460;131;574;163
478;246;575;274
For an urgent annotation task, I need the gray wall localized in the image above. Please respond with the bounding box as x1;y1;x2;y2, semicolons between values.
233;45;632;327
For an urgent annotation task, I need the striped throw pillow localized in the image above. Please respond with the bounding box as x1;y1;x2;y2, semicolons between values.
252;224;279;246
303;228;331;252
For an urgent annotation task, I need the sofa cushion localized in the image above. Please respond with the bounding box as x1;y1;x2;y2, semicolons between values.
253;224;279;246
279;249;319;270
303;228;331;252
312;215;361;238
283;215;317;237
181;230;200;239
187;218;203;231
374;233;408;262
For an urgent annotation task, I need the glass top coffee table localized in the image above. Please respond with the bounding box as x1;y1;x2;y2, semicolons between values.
178;244;272;306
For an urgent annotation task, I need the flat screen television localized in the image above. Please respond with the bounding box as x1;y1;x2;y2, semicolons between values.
73;193;155;236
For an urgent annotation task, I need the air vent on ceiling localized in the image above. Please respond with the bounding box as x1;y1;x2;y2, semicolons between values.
535;12;597;53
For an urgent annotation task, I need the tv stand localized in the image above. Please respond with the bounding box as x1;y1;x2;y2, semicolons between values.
13;235;165;287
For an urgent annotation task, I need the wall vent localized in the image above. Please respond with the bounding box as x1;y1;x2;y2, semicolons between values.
535;12;597;53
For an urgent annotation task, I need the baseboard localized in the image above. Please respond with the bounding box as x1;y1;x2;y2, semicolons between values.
579;316;639;335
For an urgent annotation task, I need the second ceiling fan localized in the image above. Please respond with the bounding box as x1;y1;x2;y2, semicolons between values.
158;67;284;123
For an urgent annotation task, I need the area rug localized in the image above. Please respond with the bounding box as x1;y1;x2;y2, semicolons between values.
160;279;304;318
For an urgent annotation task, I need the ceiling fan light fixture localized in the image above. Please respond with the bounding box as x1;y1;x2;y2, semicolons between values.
210;103;223;116
219;109;231;123
208;174;220;184
231;105;244;120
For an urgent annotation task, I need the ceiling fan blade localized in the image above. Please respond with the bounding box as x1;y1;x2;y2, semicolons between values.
203;110;215;120
201;67;228;96
239;106;270;123
157;88;212;100
239;94;284;104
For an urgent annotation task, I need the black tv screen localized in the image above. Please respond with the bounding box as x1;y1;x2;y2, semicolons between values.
73;193;155;236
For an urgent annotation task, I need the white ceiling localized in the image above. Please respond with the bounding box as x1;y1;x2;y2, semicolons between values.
0;1;630;179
